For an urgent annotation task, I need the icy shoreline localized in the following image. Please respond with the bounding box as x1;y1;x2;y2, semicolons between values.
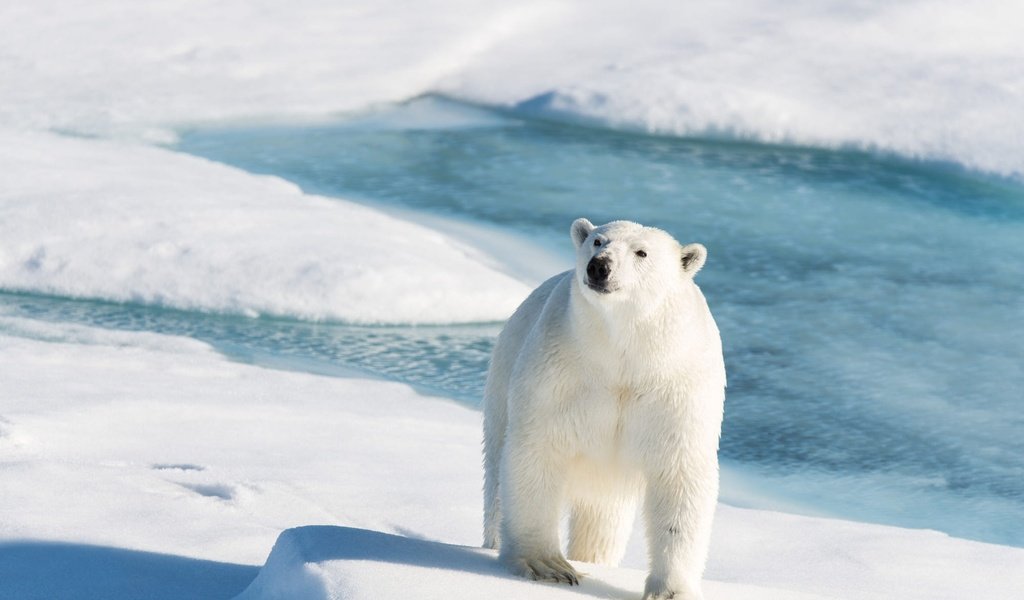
3;0;1023;318
1;319;1022;599
2;1;1022;596
3;1;1023;176
0;130;532;324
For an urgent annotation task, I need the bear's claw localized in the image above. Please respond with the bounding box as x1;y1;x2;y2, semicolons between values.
510;554;580;585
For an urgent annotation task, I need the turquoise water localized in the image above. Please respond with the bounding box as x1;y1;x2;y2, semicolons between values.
5;97;1021;546
0;290;498;400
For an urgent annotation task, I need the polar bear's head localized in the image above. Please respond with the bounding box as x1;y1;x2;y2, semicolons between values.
570;218;706;304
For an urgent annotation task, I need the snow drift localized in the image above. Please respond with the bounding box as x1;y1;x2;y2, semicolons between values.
2;0;1022;176
0;130;532;324
3;318;1023;600
236;523;1024;600
1;0;1022;319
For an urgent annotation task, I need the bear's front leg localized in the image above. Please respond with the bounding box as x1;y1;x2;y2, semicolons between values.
641;455;719;600
498;433;580;585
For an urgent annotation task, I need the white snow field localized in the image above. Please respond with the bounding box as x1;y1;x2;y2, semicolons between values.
2;0;1023;176
1;319;1022;600
236;521;1024;600
0;130;532;324
1;0;1022;319
2;1;1023;598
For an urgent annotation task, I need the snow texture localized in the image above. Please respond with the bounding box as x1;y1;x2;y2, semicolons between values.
235;522;1024;600
2;318;1022;600
0;130;532;324
1;1;1022;176
234;526;834;600
2;0;1022;319
2;1;1023;597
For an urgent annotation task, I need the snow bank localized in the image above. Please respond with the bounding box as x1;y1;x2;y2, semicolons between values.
0;0;532;140
3;0;1022;175
2;317;1022;599
445;0;1024;177
234;516;1024;600
0;130;532;323
234;526;834;600
0;314;486;575
2;0;1020;319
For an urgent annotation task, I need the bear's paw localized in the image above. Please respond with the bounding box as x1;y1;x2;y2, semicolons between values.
505;553;581;586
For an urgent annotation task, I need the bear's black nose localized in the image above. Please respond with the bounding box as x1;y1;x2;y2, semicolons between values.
587;256;611;283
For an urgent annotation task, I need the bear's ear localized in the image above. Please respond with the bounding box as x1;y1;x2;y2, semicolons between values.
571;218;595;248
680;243;707;276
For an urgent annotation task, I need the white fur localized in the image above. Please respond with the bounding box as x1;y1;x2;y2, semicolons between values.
483;218;726;600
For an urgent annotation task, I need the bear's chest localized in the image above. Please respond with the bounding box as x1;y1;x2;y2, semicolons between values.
564;380;651;457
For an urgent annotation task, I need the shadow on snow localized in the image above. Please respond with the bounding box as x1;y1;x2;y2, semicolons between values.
0;540;258;600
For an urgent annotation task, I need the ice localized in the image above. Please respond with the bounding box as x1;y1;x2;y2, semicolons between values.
2;1;1022;175
0;130;532;324
0;0;532;139
2;0;1023;596
173;101;1024;545
448;0;1024;177
233;526;835;600
0;542;257;600
2;0;1022;315
234;522;1024;600
0;317;486;567
3;319;1022;599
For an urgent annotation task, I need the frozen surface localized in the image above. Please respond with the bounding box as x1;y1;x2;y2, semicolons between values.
235;522;1024;600
447;0;1024;177
234;527;835;600
0;316;486;562
2;1;1024;597
2;318;1022;599
2;1;1023;175
0;130;532;324
177;99;1024;547
0;317;485;597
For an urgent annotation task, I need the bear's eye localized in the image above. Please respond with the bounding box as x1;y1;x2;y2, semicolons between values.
635;250;647;258
593;239;602;247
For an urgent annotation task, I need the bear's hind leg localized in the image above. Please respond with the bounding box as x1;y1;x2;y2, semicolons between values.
482;412;504;549
567;493;637;565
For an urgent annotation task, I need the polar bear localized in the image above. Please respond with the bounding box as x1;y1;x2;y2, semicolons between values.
482;218;726;600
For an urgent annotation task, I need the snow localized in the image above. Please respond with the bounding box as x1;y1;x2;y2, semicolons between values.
0;130;532;324
234;520;1024;600
2;1;1022;176
2;1;1023;597
0;316;485;562
2;318;1022;599
1;0;1021;317
0;0;531;140
234;526;836;600
445;0;1024;177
